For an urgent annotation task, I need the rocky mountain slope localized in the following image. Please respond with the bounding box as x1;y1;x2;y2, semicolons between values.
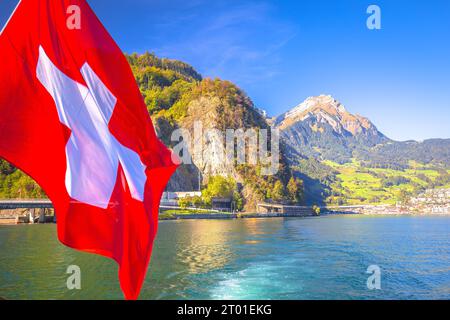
276;95;379;135
276;95;449;168
275;95;450;205
275;95;390;164
127;53;295;210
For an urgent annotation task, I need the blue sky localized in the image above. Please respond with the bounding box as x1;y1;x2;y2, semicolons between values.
1;0;449;141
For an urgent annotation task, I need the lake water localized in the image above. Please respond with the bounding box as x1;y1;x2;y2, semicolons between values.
0;215;449;300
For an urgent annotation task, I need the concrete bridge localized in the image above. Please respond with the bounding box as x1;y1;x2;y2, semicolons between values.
0;200;226;224
0;200;53;210
0;200;54;224
0;200;203;212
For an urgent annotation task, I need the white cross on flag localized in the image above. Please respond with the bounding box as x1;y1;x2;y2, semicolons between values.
0;0;178;299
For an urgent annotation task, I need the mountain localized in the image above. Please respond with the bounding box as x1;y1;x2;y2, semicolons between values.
275;95;390;164
276;95;377;135
276;95;450;205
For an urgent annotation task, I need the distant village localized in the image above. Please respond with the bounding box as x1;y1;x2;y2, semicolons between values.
327;188;450;215
409;188;450;214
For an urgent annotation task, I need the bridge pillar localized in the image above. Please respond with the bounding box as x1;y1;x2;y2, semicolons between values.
29;209;35;224
38;208;46;223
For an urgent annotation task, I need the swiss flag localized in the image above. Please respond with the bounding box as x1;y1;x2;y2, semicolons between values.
0;0;178;299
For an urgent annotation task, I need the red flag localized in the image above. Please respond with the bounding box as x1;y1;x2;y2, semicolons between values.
0;0;178;299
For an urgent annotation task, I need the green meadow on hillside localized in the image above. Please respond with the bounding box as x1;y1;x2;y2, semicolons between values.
323;159;450;205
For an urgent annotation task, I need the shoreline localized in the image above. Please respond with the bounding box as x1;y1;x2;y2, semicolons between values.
1;201;449;225
3;211;450;226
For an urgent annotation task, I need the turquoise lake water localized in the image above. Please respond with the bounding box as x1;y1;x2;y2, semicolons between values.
0;215;449;300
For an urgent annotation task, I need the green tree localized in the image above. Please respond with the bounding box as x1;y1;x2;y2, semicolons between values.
287;177;298;203
312;205;321;216
233;190;244;211
178;197;191;209
178;195;205;209
287;177;304;204
202;176;240;207
0;159;46;199
271;180;285;202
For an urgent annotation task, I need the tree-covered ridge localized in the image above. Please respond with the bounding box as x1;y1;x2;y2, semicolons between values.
126;52;202;82
126;52;262;123
356;139;450;169
0;159;45;199
126;53;262;124
125;52;200;115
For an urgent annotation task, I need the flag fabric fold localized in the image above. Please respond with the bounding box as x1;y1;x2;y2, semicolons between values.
0;0;178;299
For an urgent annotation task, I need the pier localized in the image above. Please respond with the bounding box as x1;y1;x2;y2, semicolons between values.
257;203;314;216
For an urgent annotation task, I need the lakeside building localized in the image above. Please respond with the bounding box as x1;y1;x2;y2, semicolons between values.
409;189;450;214
161;191;202;206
